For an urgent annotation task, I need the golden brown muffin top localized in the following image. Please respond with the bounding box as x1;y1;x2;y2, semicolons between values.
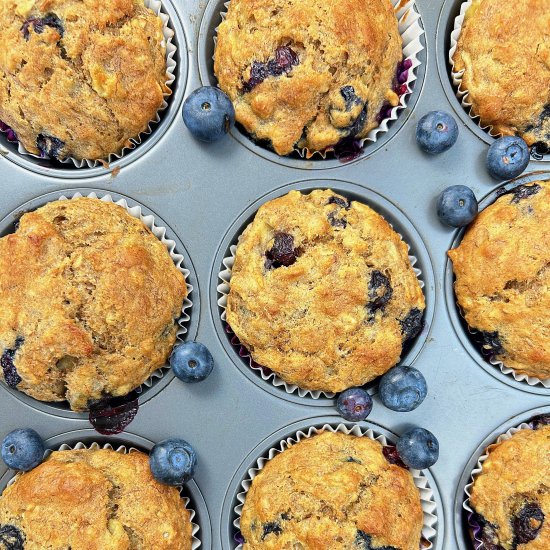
0;448;193;549
448;181;549;380
469;425;550;550
240;431;423;549
226;189;425;393
0;197;187;410
0;0;169;160
214;0;402;155
452;0;550;150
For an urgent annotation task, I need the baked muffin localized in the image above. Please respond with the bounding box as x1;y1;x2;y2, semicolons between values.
0;0;170;161
226;189;425;393
240;431;423;549
0;447;192;549
448;181;550;380
452;0;550;151
0;197;187;411
214;0;403;156
469;424;550;550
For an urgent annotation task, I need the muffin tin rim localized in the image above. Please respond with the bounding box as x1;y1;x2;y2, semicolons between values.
0;187;201;418
209;178;437;406
219;414;445;550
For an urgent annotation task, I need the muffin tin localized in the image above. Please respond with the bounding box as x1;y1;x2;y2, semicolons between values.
0;0;548;548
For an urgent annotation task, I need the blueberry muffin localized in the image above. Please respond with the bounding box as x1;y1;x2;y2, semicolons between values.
0;0;170;161
214;0;403;156
0;448;192;549
469;423;550;550
452;0;550;152
240;431;423;549
0;197;187;411
448;181;550;380
226;189;425;393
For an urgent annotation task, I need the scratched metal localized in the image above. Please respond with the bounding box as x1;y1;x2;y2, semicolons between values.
0;0;548;549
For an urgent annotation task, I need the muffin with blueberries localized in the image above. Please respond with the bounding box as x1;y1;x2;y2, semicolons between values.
452;0;550;153
468;423;550;549
0;197;187;411
240;431;423;548
0;447;192;549
214;0;403;156
0;0;170;161
448;181;550;380
226;189;425;393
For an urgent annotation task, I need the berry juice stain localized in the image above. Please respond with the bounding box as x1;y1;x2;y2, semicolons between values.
88;390;139;435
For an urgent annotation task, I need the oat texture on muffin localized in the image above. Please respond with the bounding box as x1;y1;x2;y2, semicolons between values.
240;431;423;549
0;197;187;411
448;181;550;380
469;424;550;550
214;0;403;156
0;447;193;549
452;0;550;152
0;0;170;161
226;189;425;393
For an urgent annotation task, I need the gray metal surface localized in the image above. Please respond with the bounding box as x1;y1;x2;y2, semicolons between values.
0;0;548;548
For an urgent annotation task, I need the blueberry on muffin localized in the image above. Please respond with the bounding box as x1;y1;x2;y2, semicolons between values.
214;0;404;155
0;198;187;411
0;448;193;549
448;181;550;380
240;431;424;548
469;424;550;550
0;0;170;160
452;0;550;153
226;189;425;393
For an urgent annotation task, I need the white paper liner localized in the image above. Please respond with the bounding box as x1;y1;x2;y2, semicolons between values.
56;191;193;392
213;0;424;158
462;419;543;549
217;204;424;399
6;441;201;549
232;423;438;549
0;0;177;168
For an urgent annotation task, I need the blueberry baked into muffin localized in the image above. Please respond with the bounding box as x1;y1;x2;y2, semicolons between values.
452;0;550;153
448;181;550;380
468;422;550;550
0;198;187;411
240;431;423;549
0;448;192;549
0;0;170;161
226;189;425;393
214;0;404;156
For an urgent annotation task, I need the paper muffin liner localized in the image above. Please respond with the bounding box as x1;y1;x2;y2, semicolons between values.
213;0;424;159
52;191;193;395
0;0;177;168
217;206;424;399
462;415;549;549
232;423;438;548
6;441;201;549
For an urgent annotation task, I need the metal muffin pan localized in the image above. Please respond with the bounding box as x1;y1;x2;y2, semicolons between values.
0;0;547;548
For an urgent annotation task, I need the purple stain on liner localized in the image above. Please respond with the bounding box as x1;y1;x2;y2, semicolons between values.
0;121;18;143
88;391;140;435
234;531;245;544
467;512;485;550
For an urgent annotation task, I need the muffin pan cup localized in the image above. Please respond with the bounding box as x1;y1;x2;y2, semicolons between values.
0;188;199;418
0;429;211;549
0;0;549;549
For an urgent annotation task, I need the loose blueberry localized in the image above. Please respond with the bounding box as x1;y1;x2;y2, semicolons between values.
379;366;427;412
0;525;25;550
182;87;235;143
416;111;459;154
396;427;439;470
513;502;544;545
336;388;373;422
486;136;530;180
170;341;214;383
436;185;478;227
1;428;44;471
149;438;197;485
